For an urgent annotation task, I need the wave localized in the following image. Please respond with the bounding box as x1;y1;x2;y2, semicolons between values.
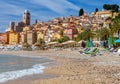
0;64;45;83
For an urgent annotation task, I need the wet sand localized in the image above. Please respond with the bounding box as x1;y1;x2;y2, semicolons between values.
1;48;120;84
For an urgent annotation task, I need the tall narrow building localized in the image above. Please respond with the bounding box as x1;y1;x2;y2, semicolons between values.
9;21;15;30
23;10;30;26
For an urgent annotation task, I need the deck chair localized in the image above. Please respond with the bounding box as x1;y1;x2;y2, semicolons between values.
84;48;97;54
79;48;90;54
90;48;100;56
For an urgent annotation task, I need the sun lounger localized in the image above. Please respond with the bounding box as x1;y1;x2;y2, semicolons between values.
79;47;102;56
79;48;90;54
109;48;115;52
90;48;100;56
84;48;100;56
105;47;120;53
113;47;120;52
105;47;115;51
84;48;97;54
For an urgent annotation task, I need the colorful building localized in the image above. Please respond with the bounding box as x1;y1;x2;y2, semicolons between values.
9;30;20;45
37;31;44;41
65;28;78;40
20;31;27;44
27;30;37;45
0;32;9;44
52;32;61;40
20;30;37;45
94;10;118;18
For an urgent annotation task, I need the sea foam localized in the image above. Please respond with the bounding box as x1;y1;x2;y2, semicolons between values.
0;64;45;83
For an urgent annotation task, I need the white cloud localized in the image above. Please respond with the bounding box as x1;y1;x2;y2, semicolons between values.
30;0;79;14
0;2;24;15
76;0;102;7
0;0;119;32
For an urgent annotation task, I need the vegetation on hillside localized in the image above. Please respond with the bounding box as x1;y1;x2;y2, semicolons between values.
53;36;70;43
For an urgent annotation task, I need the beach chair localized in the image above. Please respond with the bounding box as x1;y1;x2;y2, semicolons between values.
84;48;101;56
113;47;120;52
109;48;115;52
84;48;97;54
90;48;100;56
79;48;90;54
105;47;120;53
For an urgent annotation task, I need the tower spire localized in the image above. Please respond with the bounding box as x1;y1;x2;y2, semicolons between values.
23;10;30;26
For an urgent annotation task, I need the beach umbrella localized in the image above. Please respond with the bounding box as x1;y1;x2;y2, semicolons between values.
93;41;101;45
102;40;104;47
86;40;89;47
108;37;112;47
93;41;101;47
90;38;93;47
115;39;120;43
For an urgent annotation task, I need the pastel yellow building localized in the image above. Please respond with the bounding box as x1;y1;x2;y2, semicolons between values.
37;32;44;41
94;10;118;18
9;30;20;44
52;32;61;40
23;26;31;31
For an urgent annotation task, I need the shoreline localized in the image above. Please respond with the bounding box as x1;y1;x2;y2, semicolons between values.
1;48;120;84
0;51;57;84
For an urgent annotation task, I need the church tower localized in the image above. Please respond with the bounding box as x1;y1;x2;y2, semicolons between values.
23;10;30;26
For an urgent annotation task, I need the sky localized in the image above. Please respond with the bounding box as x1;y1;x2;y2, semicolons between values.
0;0;120;32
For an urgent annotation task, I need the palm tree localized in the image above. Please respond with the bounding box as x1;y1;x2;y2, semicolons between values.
110;23;118;36
110;18;120;38
95;29;101;41
100;28;110;40
115;20;120;38
79;29;95;41
77;31;86;41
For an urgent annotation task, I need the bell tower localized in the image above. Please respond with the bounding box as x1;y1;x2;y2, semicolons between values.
23;10;30;26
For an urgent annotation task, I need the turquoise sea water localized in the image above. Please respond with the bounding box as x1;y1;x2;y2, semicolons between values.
0;54;53;83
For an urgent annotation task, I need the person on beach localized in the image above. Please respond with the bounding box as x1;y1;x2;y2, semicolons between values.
81;41;86;48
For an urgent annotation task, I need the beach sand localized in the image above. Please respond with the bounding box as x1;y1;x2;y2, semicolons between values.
1;48;120;84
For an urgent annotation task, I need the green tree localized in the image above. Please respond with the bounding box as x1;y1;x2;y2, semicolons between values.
95;29;101;41
111;4;119;12
103;4;119;12
37;38;45;45
100;28;110;40
103;4;119;17
103;4;111;10
95;8;99;13
79;8;84;16
76;31;86;41
62;36;70;42
53;36;70;43
109;13;120;38
77;29;95;41
115;13;120;18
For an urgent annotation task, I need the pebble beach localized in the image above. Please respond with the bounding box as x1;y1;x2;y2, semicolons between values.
1;48;120;84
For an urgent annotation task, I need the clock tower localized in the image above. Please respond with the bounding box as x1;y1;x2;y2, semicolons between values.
23;10;30;26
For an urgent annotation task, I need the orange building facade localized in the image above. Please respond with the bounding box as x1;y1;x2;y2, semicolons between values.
9;30;20;45
0;32;9;44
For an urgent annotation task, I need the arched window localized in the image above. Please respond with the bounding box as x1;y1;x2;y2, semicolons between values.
27;16;30;20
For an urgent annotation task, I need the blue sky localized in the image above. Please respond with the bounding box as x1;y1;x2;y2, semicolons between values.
0;0;120;32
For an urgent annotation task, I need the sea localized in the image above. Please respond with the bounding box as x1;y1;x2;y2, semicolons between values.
0;54;53;83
